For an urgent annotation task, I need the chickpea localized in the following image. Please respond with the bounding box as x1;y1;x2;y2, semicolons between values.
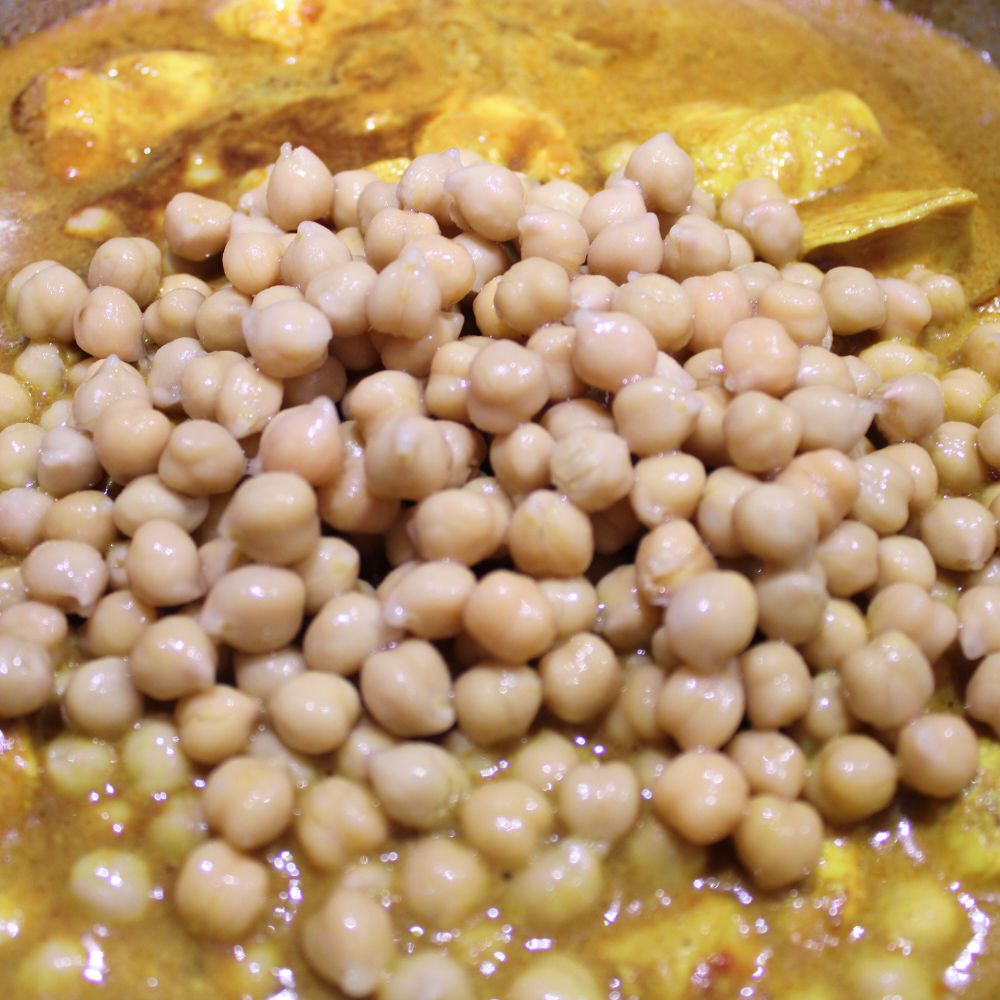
464;570;556;663
233;648;304;702
820;266;887;335
22;539;107;616
164;192;233;261
635;519;716;605
785;385;875;453
175;839;269;941
296;776;388;871
874;535;935;593
410;487;506;565
757;279;827;346
0;487;52;555
359;640;453;738
727;731;806;799
453;663;542;744
507;838;603;928
880;442;938;512
0;600;67;653
652;750;748;845
579;179;646;240
624;133;694;213
193;286;250;354
269;671;360;754
571;310;657;392
130;615;217;700
121;717;191;796
723;391;802;474
466;340;549;434
70;848;151;924
113;474;210;537
657;660;745;750
920;497;995;572
613;378;701;458
537;630;621;723
42;489;114;552
963;323;1000;382
630;453;706;529
541;396;615;441
613;273;694;354
595;561;659;649
734;796;823;889
73;284;144;362
776;449;861;536
0;636;53;717
36;426;102;497
733;483;819;565
200;565;305;654
555;761;640;844
72;355;149;432
147;337;206;412
88;236;161;307
304;591;399;676
815;520;879;597
587;212;664;283
754;561;828;645
144;287;206;346
123;518;204;608
517;208;589;277
13;262;89;343
683;271;752;352
203;755;294;850
93;399;172;484
807;734;897;824
399;836;489;929
794;345;855;394
549;429;633;514
508;955;602;1000
495;257;572;333
662;213;731;279
896;713;978;798
368;742;468;830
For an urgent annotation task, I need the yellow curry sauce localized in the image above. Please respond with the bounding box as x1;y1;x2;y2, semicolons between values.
2;1;1000;997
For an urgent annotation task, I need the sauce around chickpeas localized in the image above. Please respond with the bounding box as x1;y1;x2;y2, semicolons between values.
3;11;1000;992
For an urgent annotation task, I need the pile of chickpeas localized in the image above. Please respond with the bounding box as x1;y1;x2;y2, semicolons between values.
2;131;999;998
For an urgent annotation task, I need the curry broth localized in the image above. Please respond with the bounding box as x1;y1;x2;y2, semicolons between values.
2;1;1000;998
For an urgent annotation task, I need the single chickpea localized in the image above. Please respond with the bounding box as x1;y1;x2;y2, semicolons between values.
851;452;914;536
741;199;803;266
303;592;399;675
624;133;694;213
129;615;217;700
0;635;53;717
541;396;615;440
734;796;823;890
683;272;752;353
630;453;707;528
920;497;995;572
0;487;52;555
113;474;210;538
363;414;451;502
73;285;144;362
922;420;991;494
727;731;806;799
579;179;646;240
265;143;334;230
549;428;633;513
175;839;269;941
517;208;589;276
124;518;204;608
896;713;978;798
175;684;259;765
195;287;251;354
963;323;1000;382
13;263;90;343
240;299;333;380
859;339;935;381
35;426;102;497
453;663;542;744
360;640;454;738
880;442;938;511
815;520;879;597
539;631;622;723
268;671;361;755
733;483;819;565
88;236;161;307
613;377;702;457
445;162;525;241
821;266;887;335
556;761;640;843
467;340;549;434
495;257;572;334
507;838;603;928
368;742;468;831
43;489;115;551
776;449;861;536
613;273;694;353
743;641;812;729
757;280;828;346
587;212;664;284
966;652;1000;736
635;519;716;606
202;754;294;850
399;836;489;928
234;647;305;701
71;355;149;432
807;734;897;824
70;848;151;924
794;345;855;393
941;367;992;425
722;391;802;474
571;310;658;392
662;214;731;280
164;192;234;261
525;323;586;403
785;386;875;453
507;490;594;578
464;570;556;663
144;287;206;346
22;539;108;616
595;560;660;649
721;317;799;396
657;661;745;750
874;372;945;444
410;487;506;565
507;955;602;1000
651;750;748;845
755;561;829;646
63;658;141;739
0;600;67;653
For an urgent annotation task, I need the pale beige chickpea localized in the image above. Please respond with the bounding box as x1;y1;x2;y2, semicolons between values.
607;655;664;744
727;731;806;799
757;279;828;346
463;570;556;663
755;561;828;646
13;262;89;343
164;192;234;260
203;754;294;851
264;142;334;230
630;453;706;528
839;629;933;730
490;423;552;499
0;375;32;433
124;518;204;608
68;847;151;927
35;426;102;497
549;428;633;514
587;212;664;283
776;449;861;536
91;399;171;485
88;236;161;307
978;412;1000;470
525;323;586;403
157;420;246;497
459;779;553;869
820;266;887;335
295;775;388;873
541;397;615;441
279;222;350;290
175;684;260;765
538;631;621;723
956;584;1000;659
467;340;549;434
363;414;450;502
71;355;149;432
720;317;799;397
175;839;269;941
399;835;489;928
507;838;603;928
144;287;206;346
200;564;305;654
592;498;645;558
613;273;694;353
129;614;217;700
661;213;731;280
43;490;115;551
861;585;953;664
578;178;646;240
472;274;518;339
922;420;991;494
410;487;507;565
73;284;144;362
684;347;725;389
113;473;210;537
359;639;453;738
908;267;964;325
851;452;915;537
179;350;245;422
683;271;752;352
873;277;930;340
368;742;468;831
635;519;716;606
526;178;588;217
734;795;823;890
356;178;401;233
941;367;992;424
874;372;944;444
63;655;141;737
147;337;206;413
495;257;572;334
330;168;378;229
689;467;751;559
0;600;67;653
253;397;342;486
539;577;598;639
725;227;755;268
269;670;360;755
896;713;978;798
845;355;883;399
22;539;107;616
346;370;424;439
198;536;242;589
555;760;640;844
444;161;524;240
966;652;1000;735
733;483;819;565
740;198;803;266
517;208;589;275
613;377;701;457
234;647;305;701
222;472;319;566
222;231;284;296
0;487;52;555
920;496;996;572
785;385;875;453
722;391;802;474
794;345;855;394
859;339;935;382
396;151;457;220
380;560;473;639
624;132;694;213
508;731;578;795
742;641;812;729
240;298;333;380
571;310;657;392
194;287;251;354
807;734;897;824
651;750;748;845
0;566;25;612
815;520;879;597
452;662;541;745
797;669;856;745
657;661;745;750
880;442;938;511
507;955;604;1000
506;490;593;578
963;322;1000;382
290;538;359;617
303;592;399;676
874;535;935;592
664;570;757;671
0;635;53;717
